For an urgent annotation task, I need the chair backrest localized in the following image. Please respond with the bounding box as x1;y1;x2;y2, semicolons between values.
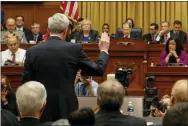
77;96;144;117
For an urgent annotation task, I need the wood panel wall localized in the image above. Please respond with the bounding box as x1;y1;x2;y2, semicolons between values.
2;2;61;34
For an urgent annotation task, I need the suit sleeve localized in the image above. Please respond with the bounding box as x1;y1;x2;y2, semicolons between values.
77;45;109;76
22;49;34;83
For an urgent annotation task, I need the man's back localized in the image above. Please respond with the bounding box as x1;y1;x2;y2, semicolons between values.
22;36;109;122
95;110;147;126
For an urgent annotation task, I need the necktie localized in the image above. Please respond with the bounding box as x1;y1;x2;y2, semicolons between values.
151;35;154;41
165;34;168;42
34;35;37;42
12;53;16;63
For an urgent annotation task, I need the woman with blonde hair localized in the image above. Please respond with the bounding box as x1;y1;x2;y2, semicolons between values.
74;19;99;43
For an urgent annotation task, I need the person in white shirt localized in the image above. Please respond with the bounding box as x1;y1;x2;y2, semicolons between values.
1;18;28;43
1;34;26;66
156;21;172;44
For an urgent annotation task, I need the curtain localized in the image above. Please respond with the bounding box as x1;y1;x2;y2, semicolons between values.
78;1;188;35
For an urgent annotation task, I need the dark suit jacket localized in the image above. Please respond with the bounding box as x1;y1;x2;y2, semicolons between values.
95;110;147;126
22;36;109;122
142;33;158;43
170;30;188;44
23;27;31;41
19;117;52;126
115;30;141;39
156;32;175;43
74;30;99;43
1;91;18;116
27;32;43;43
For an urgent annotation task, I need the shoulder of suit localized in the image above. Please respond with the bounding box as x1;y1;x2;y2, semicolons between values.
1;49;9;54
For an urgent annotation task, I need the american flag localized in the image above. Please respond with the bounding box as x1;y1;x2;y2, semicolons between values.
60;1;79;22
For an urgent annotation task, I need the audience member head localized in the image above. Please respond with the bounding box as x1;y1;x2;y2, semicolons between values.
6;34;21;54
163;102;188;126
1;75;12;91
81;19;92;33
15;15;24;28
149;23;158;35
170;79;188;107
122;22;131;36
68;107;95;126
102;23;109;33
48;13;69;39
1;109;19;126
161;21;170;34
16;81;47;119
6;18;16;33
97;79;125;111
126;18;134;28
165;37;183;56
173;20;182;33
31;23;40;35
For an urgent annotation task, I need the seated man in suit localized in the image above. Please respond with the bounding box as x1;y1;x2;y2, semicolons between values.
170;20;188;44
1;18;28;43
1;34;26;66
156;21;173;44
16;81;52;126
74;19;99;43
27;23;43;43
15;15;31;42
74;70;99;96
115;22;140;39
163;102;188;126
95;79;147;126
143;23;158;44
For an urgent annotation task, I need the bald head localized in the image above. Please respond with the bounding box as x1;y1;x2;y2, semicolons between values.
171;79;188;105
6;18;16;32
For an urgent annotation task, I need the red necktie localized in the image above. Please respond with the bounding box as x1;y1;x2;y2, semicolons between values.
152;35;154;41
165;34;168;42
12;53;15;63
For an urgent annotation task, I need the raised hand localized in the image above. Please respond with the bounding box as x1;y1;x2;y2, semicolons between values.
99;32;110;53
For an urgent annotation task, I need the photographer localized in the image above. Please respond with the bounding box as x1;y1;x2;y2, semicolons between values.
74;70;98;96
1;75;18;116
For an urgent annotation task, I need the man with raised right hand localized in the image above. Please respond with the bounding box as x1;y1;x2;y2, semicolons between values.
22;13;110;122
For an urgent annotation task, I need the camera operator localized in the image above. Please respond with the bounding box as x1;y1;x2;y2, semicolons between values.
74;70;99;96
1;75;18;116
152;95;171;117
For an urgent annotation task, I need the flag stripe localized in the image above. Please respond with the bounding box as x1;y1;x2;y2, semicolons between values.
60;1;79;21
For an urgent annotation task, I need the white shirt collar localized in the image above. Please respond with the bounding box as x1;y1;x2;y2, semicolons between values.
16;27;23;31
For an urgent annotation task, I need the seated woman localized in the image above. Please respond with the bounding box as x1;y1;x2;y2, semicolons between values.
1;34;26;66
75;19;99;43
160;38;187;66
1;75;18;116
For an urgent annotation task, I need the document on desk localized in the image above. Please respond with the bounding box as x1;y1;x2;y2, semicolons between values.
147;122;154;126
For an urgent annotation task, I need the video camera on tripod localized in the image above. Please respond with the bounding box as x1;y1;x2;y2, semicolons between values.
115;67;132;95
144;76;168;116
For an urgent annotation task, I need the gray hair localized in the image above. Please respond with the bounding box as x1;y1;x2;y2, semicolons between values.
97;79;125;110
48;13;69;33
16;81;47;115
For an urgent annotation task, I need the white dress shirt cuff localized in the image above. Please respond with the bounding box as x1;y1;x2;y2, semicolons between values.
156;36;160;41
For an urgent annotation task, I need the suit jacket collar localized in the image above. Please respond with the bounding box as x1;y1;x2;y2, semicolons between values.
48;36;62;41
96;109;123;116
20;117;40;125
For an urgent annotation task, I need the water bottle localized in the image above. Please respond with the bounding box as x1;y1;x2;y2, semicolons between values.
127;101;134;116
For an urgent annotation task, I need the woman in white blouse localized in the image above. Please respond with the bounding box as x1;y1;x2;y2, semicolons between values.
1;34;26;66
